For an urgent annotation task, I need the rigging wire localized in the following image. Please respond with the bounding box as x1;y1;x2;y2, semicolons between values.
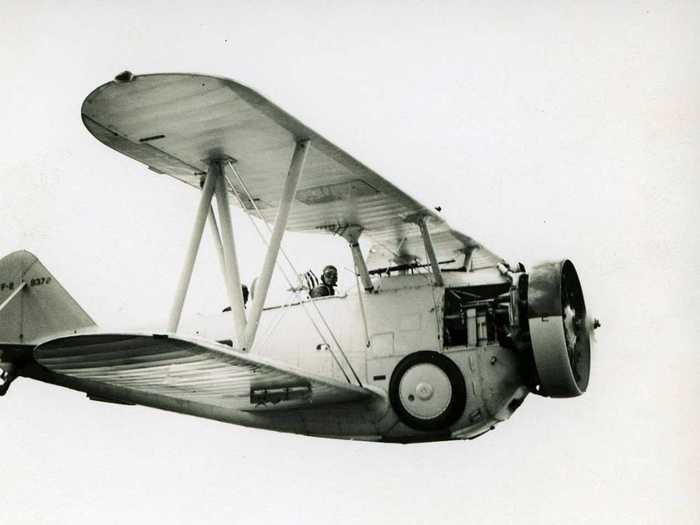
225;161;363;387
221;169;350;383
222;163;354;384
256;298;292;351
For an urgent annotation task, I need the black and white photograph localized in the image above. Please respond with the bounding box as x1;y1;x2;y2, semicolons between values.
1;2;698;524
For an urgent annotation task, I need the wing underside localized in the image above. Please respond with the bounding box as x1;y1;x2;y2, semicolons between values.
34;333;374;412
82;73;502;270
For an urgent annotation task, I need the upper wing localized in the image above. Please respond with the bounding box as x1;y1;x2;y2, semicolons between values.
82;73;502;270
34;333;374;411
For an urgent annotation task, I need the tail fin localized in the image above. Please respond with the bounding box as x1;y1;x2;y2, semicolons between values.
0;250;96;345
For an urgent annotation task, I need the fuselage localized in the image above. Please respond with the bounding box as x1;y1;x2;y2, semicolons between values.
178;268;529;442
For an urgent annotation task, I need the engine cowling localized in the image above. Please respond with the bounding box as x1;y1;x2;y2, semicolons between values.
526;260;591;397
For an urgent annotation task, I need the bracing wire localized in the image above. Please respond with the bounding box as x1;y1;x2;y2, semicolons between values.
225;161;362;387
222;163;354;384
222;169;350;383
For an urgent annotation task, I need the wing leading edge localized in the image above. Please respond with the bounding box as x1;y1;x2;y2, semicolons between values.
81;73;503;271
34;333;375;412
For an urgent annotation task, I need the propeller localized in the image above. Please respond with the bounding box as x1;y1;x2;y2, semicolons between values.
527;259;593;397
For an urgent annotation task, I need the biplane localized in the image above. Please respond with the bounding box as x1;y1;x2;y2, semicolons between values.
0;72;596;443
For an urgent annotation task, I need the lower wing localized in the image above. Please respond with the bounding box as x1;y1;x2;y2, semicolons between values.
33;333;376;412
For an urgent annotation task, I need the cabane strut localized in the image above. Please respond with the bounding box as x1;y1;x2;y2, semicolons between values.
416;216;444;287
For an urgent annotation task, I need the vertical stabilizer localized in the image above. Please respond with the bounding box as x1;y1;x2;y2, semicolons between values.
0;251;96;345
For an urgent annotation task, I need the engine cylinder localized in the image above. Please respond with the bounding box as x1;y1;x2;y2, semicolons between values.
527;260;590;397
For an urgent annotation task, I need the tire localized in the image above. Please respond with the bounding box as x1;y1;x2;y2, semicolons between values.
389;351;466;431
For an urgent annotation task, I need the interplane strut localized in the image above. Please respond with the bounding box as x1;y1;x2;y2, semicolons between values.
167;140;309;352
167;168;218;331
213;163;247;344
207;207;226;284
243;140;309;349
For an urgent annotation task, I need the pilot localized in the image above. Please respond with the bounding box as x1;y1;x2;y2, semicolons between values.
310;265;338;298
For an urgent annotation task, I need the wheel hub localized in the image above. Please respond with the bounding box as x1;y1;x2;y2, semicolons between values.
398;363;452;420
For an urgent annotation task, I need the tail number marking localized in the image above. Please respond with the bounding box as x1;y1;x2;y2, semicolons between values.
1;277;52;291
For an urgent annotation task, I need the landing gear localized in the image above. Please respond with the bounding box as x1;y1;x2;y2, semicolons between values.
389;351;466;431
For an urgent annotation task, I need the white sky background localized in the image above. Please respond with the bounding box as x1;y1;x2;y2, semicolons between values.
1;1;698;523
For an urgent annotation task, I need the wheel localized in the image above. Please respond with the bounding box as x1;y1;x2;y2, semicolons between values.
389;351;466;431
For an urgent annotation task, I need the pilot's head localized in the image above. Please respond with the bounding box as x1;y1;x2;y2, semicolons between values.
322;265;338;287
